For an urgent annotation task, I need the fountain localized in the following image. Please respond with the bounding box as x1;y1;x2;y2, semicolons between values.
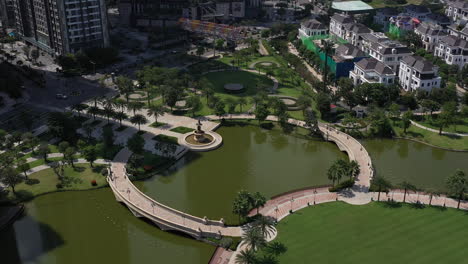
179;120;222;151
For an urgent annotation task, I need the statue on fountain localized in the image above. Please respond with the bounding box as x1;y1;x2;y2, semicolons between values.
194;120;206;142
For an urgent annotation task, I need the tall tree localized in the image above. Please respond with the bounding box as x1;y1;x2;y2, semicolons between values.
115;76;134;103
16;159;31;179
401;111;413;134
253;215;275;238
0;167;23;195
446;169;467;209
83;146;97;168
251;192;267;215
127;133;145;155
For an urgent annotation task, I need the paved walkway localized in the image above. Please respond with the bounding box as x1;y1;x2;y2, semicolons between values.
410;120;468;137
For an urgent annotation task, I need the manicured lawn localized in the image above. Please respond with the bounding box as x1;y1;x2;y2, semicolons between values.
170;126;194;134
8;164;108;201
204;71;274;97
393;120;468;150
150;121;167;128
272;202;468;264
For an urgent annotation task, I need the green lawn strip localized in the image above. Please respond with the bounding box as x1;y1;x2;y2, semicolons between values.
153;134;179;145
393;120;468;150
268;202;468;264
9;164;108;201
170;126;194;134
150;121;167;128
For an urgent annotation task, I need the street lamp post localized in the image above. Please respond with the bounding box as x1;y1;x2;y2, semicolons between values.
290;197;294;212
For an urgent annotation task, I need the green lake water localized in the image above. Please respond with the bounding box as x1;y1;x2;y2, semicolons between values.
4;126;466;264
363;139;468;191
137;124;346;222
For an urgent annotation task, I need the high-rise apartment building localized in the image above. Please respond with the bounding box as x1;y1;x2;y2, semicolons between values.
11;0;109;56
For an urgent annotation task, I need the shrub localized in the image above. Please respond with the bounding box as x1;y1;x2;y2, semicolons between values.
25;178;40;185
329;179;355;192
219;237;233;249
91;179;97;186
56;183;63;189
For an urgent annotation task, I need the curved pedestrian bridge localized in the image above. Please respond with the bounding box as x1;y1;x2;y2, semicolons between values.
107;115;374;239
108;148;243;239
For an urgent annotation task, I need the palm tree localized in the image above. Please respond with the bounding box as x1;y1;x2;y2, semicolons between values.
253;215;275;239
72;103;88;117
241;227;267;252
114;111;128;127
251;191;267;215
327;163;340;186
115;76;134;103
130;114;148;131
372;175;392;201
425;188;441;206
87;106;100;120
265;241;287;256
235;249;257;264
319;40;333;86
348;160;360;180
128;101;145;115
147;105;166;124
101;98;116;124
398;181;417;203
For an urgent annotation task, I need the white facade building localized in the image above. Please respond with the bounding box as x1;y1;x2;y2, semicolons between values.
445;0;468;23
399;55;441;92
298;19;328;38
329;13;354;40
360;32;412;72
434;35;468;68
349;58;396;86
414;22;448;52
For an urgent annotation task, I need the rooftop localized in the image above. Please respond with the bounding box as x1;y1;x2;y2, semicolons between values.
331;1;374;12
355;58;395;75
402;55;436;72
440;35;468;49
335;43;367;61
301;19;327;30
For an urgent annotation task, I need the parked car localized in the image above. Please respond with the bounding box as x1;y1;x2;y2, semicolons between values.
56;94;68;99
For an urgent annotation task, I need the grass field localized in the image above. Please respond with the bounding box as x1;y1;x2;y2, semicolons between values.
392;120;468;151
272;202;468;264
7;164;108;201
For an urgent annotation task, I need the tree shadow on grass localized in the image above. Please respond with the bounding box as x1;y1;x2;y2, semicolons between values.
91;165;106;174
73;166;86;173
14;190;34;202
382;200;402;209
409;202;425;209
404;131;424;138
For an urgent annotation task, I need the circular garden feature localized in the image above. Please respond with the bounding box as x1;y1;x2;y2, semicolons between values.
224;83;244;93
